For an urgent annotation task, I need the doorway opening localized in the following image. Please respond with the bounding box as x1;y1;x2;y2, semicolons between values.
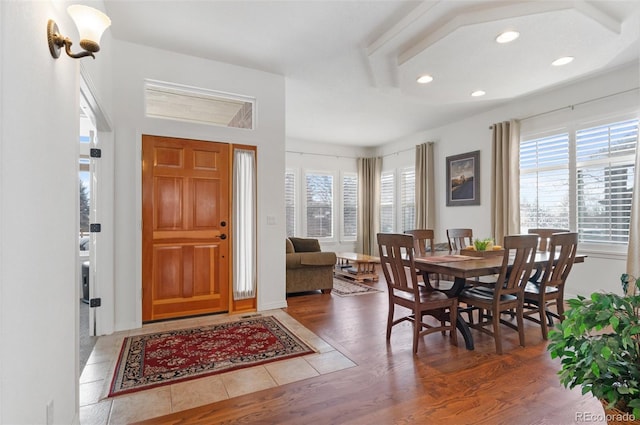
79;100;98;372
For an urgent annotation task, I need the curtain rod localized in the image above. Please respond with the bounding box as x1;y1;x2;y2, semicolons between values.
489;87;639;129
382;146;414;158
287;145;417;159
286;150;359;159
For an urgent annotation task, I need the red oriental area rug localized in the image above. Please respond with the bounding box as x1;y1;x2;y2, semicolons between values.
108;315;314;397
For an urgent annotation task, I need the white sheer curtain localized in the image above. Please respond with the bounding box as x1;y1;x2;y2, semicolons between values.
627;128;640;281
233;149;256;300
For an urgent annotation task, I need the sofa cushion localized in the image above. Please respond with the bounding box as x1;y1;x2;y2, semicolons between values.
286;238;295;254
289;237;321;253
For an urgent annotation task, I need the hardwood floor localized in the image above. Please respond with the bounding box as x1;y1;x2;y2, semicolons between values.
134;278;605;425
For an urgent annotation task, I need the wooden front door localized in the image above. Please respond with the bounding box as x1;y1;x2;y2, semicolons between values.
142;135;230;322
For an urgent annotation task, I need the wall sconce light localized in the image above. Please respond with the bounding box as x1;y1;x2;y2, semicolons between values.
47;5;111;59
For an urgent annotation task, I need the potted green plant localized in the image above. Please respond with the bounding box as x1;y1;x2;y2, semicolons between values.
548;273;640;421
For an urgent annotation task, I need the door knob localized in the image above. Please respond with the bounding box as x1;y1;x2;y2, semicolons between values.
220;234;227;240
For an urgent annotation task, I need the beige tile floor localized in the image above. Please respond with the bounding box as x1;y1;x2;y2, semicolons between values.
79;309;356;424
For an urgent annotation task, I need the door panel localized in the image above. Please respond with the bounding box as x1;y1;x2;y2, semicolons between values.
155;178;184;230
142;135;230;322
193;179;218;228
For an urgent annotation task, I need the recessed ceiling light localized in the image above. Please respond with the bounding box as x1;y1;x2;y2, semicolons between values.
552;56;574;66
416;74;434;84
471;90;486;97
496;30;520;44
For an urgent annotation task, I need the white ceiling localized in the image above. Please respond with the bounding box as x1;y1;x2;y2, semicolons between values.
103;0;640;147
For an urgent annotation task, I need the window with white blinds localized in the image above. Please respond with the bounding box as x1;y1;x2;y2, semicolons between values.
342;173;358;241
400;167;415;232
520;117;638;248
380;171;395;233
285;170;296;237
576;119;637;245
305;172;333;238
520;133;570;231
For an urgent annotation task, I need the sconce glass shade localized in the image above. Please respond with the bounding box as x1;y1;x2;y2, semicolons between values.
67;5;111;52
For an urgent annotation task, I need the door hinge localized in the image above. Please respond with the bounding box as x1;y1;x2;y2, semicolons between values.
90;223;101;233
89;298;101;308
90;148;102;158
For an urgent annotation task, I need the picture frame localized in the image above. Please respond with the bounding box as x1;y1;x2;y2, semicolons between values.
446;150;480;206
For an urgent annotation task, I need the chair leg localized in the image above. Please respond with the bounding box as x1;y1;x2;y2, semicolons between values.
386;302;394;340
449;303;458;346
517;302;525;347
492;310;502;355
413;311;420;354
539;297;549;340
557;296;566;322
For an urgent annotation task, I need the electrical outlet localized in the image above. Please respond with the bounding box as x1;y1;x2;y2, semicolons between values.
46;400;54;425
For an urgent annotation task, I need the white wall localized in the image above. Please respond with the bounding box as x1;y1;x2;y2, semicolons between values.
0;1;105;422
112;41;286;331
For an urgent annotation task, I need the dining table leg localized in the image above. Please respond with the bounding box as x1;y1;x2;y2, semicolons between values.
456;312;474;350
445;276;475;350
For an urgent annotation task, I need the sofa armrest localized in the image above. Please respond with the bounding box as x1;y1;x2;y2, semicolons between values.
300;252;336;266
286;252;336;268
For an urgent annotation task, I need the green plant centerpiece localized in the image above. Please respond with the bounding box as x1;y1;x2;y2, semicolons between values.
473;238;494;251
548;273;640;418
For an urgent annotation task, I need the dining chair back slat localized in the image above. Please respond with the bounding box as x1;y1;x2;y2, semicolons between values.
447;228;473;251
528;228;570;252
498;235;538;296
405;229;435;255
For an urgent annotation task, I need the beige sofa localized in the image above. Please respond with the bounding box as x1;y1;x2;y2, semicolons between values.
286;237;336;294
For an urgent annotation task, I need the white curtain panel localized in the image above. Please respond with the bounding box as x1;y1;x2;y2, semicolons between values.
232;149;256;300
627;127;640;281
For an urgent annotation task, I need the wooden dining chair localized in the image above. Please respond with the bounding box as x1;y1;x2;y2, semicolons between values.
404;229;453;291
458;234;538;354
447;228;473;251
528;228;570;252
405;229;435;255
377;233;458;354
523;232;578;339
526;228;570;282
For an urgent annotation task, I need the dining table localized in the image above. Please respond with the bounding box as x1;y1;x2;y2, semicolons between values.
413;250;586;350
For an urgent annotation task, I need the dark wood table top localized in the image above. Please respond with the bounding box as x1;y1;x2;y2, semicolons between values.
414;250;586;279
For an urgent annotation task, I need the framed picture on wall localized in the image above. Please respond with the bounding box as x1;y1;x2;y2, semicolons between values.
446;150;480;206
